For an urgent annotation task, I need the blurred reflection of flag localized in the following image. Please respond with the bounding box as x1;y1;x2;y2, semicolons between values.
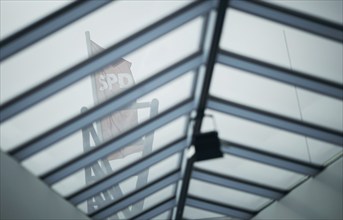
90;40;143;160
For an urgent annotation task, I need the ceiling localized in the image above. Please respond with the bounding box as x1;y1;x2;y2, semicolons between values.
0;0;342;219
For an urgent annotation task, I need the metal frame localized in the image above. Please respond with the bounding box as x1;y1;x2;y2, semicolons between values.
175;0;228;219
0;0;212;123
217;49;343;100
0;0;112;61
130;197;176;220
66;137;187;205
81;100;158;216
221;140;324;176
90;170;181;219
9;53;202;161
41;99;193;184
186;195;256;220
207;96;343;146
192;168;286;200
1;0;342;219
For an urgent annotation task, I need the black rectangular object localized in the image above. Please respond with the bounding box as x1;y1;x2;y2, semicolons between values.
193;131;223;161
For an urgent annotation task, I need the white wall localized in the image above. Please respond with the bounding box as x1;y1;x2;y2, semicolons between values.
253;157;343;220
0;150;90;220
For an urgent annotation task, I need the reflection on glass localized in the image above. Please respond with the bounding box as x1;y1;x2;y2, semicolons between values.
210;64;343;132
189;179;271;211
202;109;342;165
195;154;306;190
108;184;175;220
51;116;186;196
183;206;228;220
220;8;343;84
20;72;192;176
0;0;194;103
3;69;192;155
77;153;181;214
0;12;199;150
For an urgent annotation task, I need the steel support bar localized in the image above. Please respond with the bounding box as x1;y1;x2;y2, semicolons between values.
0;0;213;123
221;141;323;176
192;168;286;199
90;171;181;220
0;0;112;61
217;50;343;100
193;0;227;134
207;96;343;146
176;1;227;219
130;197;176;220
229;0;343;42
41;100;194;185
186;196;255;220
9;53;201;161
66;138;187;205
175;155;195;219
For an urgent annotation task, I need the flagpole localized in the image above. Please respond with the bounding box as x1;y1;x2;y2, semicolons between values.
85;31;104;142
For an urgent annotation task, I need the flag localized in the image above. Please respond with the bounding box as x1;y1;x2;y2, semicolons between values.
89;40;143;160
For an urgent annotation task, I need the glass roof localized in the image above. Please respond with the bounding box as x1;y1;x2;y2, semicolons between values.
0;1;342;220
184;206;229;219
0;1;198;104
195;154;306;190
262;0;343;25
77;153;181;214
202;109;342;165
220;8;343;84
0;0;72;40
188;179;271;211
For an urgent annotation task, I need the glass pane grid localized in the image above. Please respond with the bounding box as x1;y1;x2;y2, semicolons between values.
202;109;342;166
50;115;187;197
188;178;272;211
195;153;307;191
0;1;342;220
77;153;181;215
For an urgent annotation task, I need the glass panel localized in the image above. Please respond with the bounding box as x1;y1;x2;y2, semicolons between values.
188;179;271;211
220;9;343;84
2;70;194;152
0;0;72;39
183;206;229;220
202;109;342;165
262;0;343;25
0;2;199;104
50;116;186;196
195;154;306;190
210;64;343;132
153;210;171;220
77;153;181;214
109;184;176;219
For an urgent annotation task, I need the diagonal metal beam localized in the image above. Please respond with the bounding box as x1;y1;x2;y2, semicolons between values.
221;140;324;176
186;195;256;220
66;138;187;205
176;1;228;219
217;50;343;100
8;53;201;161
193;0;227;134
90;170;181;220
207;96;343;146
0;0;213;123
229;0;343;42
40;99;194;185
130;197;176;220
192;167;286;200
0;0;112;61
